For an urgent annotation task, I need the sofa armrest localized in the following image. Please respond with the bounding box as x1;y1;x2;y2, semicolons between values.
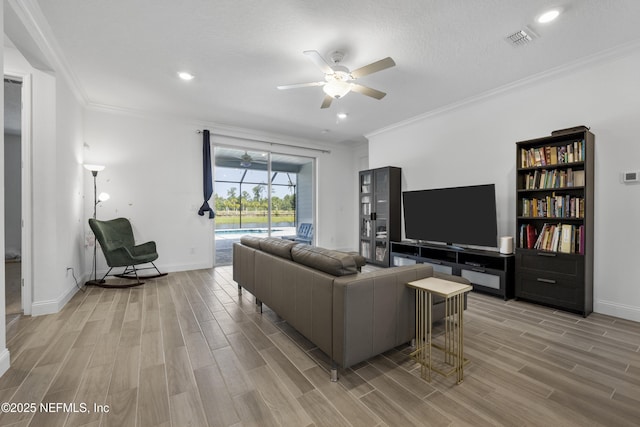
332;264;434;369
233;243;256;294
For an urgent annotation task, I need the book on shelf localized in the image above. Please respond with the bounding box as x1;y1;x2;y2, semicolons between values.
520;140;585;168
534;223;558;252
521;194;584;218
519;224;538;249
559;224;574;253
528;222;582;253
534;149;543;166
578;225;585;255
522;167;584;190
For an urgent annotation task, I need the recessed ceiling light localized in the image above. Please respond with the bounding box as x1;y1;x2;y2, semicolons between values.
178;71;194;81
537;9;560;23
337;112;348;120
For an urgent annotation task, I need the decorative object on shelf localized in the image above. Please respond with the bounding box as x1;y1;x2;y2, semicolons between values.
84;164;110;286
499;236;514;254
515;128;594;316
359;167;401;267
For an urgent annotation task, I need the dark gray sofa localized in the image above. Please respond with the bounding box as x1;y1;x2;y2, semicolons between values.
232;236;469;380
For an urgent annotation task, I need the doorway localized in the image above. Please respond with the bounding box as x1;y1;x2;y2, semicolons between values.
4;77;23;321
212;146;315;266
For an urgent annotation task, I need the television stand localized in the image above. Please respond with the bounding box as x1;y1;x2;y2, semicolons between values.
390;241;515;300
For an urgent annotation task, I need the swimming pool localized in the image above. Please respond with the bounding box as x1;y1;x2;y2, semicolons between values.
215;228;282;235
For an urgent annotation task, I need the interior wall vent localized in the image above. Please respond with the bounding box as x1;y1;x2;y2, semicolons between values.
506;27;538;46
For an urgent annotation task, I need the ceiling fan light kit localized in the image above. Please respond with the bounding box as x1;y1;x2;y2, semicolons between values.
278;50;396;109
323;80;352;99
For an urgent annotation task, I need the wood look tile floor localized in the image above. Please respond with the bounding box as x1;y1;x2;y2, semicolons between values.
1;266;639;426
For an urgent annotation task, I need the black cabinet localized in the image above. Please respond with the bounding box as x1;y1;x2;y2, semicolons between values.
515;129;594;316
390;241;515;300
359;167;401;267
515;251;588;313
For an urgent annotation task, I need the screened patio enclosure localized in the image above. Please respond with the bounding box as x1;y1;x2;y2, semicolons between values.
213;147;314;265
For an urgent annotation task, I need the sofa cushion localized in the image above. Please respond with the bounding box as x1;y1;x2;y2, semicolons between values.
346;251;367;269
240;235;262;249
258;237;297;260
291;245;358;276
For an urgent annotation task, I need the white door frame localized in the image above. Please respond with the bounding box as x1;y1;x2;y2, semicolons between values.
4;71;32;315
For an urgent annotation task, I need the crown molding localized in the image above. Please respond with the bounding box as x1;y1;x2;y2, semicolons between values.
367;39;640;139
86;101;339;154
7;0;88;105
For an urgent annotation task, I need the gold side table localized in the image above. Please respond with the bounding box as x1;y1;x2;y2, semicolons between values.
407;277;472;384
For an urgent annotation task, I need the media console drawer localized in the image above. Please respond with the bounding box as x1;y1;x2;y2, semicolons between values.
460;268;501;290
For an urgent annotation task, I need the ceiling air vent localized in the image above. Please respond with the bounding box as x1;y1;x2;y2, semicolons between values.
506;27;537;46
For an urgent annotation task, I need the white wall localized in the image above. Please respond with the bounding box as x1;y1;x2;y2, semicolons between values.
3;133;20;257
83;110;212;273
315;142;362;250
0;0;10;376
4;45;85;315
54;66;85;306
367;47;640;322
84;109;360;273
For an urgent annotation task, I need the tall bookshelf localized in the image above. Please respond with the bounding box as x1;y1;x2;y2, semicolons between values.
359;166;401;267
515;128;594;316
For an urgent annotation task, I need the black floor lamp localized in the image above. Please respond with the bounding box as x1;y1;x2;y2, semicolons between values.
84;164;110;286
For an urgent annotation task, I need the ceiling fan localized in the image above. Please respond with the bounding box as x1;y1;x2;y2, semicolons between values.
239;151;253;168
277;50;396;109
214;150;268;169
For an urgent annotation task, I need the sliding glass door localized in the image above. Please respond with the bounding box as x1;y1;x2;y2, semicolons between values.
213;147;314;265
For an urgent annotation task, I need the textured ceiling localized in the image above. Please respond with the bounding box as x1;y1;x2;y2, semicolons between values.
7;0;640;144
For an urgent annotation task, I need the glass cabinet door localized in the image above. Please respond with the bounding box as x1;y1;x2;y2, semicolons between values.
360;195;371;218
360;171;372;194
359;166;400;266
374;218;388;262
360;171;373;260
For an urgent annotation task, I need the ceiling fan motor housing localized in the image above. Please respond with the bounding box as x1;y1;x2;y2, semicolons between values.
329;50;346;64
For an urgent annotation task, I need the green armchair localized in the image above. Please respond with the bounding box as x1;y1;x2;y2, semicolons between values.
89;217;166;287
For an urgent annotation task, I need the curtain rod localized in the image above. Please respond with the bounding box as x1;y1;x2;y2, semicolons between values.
196;129;331;154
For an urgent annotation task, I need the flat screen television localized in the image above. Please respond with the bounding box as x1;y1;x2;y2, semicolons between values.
402;184;498;248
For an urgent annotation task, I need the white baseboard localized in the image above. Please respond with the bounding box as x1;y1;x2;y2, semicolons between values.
34;262;213;317
31;284;80;316
595;299;640;322
0;349;11;377
159;262;213;273
91;261;213;280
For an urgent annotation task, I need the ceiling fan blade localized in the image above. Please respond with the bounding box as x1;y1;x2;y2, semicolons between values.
277;81;326;90
351;84;387;100
350;57;396;79
320;95;333;109
303;50;334;74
